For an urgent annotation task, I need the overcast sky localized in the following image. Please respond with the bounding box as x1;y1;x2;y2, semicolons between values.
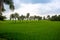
3;0;60;19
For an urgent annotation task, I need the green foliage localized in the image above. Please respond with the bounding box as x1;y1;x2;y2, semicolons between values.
10;13;19;20
47;15;50;20
20;15;25;20
4;0;15;10
0;0;14;12
4;0;13;5
50;15;60;21
0;15;6;21
14;13;19;18
34;16;42;20
9;4;15;11
10;14;15;19
26;13;30;18
43;16;46;20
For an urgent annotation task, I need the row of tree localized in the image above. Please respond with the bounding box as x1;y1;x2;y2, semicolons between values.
43;15;60;21
10;13;60;21
0;12;60;21
10;13;42;20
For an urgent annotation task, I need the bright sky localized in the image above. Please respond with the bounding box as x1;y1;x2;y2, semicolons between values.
3;0;60;19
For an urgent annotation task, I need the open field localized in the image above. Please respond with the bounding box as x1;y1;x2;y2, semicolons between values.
0;20;60;40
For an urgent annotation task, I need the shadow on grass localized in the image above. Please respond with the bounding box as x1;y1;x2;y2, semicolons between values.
0;32;60;40
0;32;28;40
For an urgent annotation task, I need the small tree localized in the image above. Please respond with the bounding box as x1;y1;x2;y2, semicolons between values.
34;15;37;20
50;15;58;21
0;15;6;21
20;15;25;20
38;16;42;20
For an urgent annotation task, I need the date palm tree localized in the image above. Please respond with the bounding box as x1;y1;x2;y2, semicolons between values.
26;13;30;20
47;15;50;20
10;13;15;20
20;15;25;20
14;13;19;20
0;0;14;16
43;16;46;20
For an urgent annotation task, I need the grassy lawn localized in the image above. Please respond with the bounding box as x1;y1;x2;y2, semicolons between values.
0;20;60;40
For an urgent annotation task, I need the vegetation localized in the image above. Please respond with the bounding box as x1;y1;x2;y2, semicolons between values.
47;15;50;20
10;13;42;21
50;15;60;21
0;0;14;15
0;0;60;40
10;13;60;21
0;0;14;21
0;15;6;21
10;13;19;20
0;20;60;40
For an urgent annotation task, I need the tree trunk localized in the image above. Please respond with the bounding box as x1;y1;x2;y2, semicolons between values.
15;18;16;23
0;0;3;16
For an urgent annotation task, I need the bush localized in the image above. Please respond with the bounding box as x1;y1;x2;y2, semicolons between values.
0;16;6;21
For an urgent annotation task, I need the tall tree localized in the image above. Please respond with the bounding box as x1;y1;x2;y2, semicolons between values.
20;15;25;20
47;15;50;20
0;0;14;16
58;15;60;21
43;16;46;20
10;14;15;20
14;13;19;20
26;13;30;20
50;15;58;21
37;16;42;20
34;15;37;20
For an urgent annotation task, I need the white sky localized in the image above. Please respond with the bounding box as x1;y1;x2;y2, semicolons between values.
3;0;60;19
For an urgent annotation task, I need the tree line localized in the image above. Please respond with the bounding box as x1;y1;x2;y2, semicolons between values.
0;12;60;21
10;13;42;20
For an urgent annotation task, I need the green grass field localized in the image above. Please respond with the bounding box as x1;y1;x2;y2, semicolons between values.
0;20;60;40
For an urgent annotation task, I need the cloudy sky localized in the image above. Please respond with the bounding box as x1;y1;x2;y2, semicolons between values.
3;0;60;19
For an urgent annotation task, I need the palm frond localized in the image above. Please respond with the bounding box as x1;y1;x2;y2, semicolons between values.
4;0;15;10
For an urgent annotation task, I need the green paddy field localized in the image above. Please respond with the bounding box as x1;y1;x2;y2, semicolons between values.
0;20;60;40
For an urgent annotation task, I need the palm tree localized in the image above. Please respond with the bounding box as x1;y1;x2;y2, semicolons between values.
14;13;19;20
58;15;60;21
34;15;37;20
20;15;25;20
51;15;58;21
30;16;34;20
10;14;15;20
10;13;19;20
43;16;46;20
47;15;50;20
26;13;30;20
37;16;42;20
0;0;14;16
10;13;19;23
